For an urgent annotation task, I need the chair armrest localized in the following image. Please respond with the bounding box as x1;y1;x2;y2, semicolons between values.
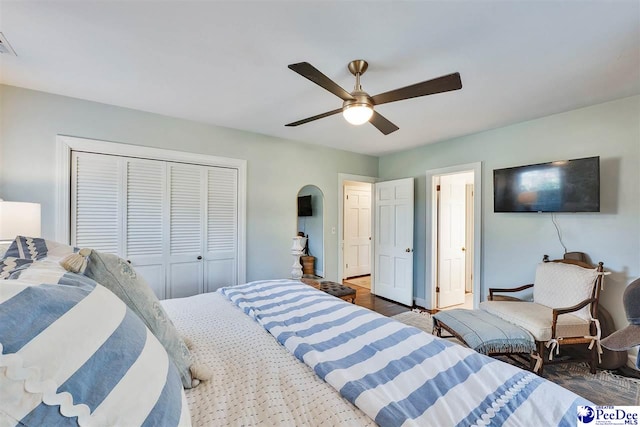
550;297;597;338
488;284;533;301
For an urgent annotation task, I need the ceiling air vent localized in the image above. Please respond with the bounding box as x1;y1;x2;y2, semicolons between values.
0;33;17;56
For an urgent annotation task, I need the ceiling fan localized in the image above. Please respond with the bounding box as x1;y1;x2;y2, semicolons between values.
285;60;462;135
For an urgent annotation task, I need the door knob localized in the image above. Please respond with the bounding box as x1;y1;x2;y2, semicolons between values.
405;248;412;253
461;247;466;252
197;256;203;260
126;260;131;264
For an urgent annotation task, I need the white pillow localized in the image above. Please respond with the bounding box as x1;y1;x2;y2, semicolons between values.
533;262;598;320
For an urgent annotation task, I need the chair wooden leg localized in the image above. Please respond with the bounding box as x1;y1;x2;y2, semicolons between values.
589;344;598;374
433;319;442;337
536;341;545;375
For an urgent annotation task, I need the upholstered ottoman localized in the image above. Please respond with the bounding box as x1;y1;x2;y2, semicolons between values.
316;281;357;303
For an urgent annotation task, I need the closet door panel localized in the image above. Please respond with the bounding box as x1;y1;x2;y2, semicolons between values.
204;167;238;291
135;265;165;298
125;159;166;298
169;262;203;299
205;260;235;293
72;152;122;254
168;163;204;298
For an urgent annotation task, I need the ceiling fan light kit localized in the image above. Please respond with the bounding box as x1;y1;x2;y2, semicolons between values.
286;59;462;135
342;104;373;125
342;92;374;125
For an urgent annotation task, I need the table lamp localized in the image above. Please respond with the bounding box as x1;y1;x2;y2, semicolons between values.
0;199;42;242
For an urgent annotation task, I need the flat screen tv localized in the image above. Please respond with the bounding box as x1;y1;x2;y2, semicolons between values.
298;195;312;217
493;156;600;213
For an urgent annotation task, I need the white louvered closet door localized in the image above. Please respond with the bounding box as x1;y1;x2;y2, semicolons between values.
125;159;166;298
72;150;241;300
167;163;204;298
205;167;238;292
72;152;122;254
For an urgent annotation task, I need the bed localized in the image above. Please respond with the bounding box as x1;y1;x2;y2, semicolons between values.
1;237;592;426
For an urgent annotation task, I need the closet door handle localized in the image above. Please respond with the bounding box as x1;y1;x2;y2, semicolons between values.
197;256;203;260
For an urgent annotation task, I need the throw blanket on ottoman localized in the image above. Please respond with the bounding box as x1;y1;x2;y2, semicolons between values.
433;309;535;355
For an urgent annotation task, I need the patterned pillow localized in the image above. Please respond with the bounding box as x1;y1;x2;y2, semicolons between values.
3;236;77;261
83;250;199;388
0;257;33;279
0;280;192;426
533;262;599;320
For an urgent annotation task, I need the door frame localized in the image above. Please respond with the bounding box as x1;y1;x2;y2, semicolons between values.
56;134;247;284
424;162;482;310
337;173;377;285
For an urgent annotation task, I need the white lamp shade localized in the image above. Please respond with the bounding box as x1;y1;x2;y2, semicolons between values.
0;201;41;240
343;105;373;125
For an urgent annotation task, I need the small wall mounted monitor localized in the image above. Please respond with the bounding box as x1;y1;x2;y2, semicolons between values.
493;156;600;213
298;195;313;216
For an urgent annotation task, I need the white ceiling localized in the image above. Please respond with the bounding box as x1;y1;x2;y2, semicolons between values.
1;1;638;156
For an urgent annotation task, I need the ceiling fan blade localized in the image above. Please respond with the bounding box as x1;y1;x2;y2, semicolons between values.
285;108;343;127
369;111;399;135
288;62;355;101
371;72;462;106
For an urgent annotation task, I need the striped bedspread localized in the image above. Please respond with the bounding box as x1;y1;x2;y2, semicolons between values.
220;280;592;427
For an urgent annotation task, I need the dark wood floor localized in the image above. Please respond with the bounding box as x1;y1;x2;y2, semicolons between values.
346;283;411;317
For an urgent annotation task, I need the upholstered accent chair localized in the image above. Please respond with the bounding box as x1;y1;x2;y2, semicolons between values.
480;254;605;374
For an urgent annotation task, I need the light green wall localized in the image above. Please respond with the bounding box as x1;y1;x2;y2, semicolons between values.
379;95;640;332
0;84;378;282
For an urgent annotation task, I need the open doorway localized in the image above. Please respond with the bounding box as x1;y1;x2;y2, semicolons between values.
337;174;376;291
425;163;482;311
343;181;372;289
297;185;324;278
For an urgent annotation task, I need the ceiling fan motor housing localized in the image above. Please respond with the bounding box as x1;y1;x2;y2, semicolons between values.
343;90;374;110
342;90;374;125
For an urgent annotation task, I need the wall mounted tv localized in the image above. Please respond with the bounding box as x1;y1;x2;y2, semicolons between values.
493;156;600;213
298;195;313;217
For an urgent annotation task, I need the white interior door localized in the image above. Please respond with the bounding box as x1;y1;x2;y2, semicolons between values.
167;163;204;298
373;178;414;306
124;158;167;298
437;173;467;308
71;152;121;255
204;167;238;292
465;184;474;293
344;186;371;278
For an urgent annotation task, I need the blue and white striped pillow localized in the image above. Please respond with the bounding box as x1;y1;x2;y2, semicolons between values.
0;280;191;426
